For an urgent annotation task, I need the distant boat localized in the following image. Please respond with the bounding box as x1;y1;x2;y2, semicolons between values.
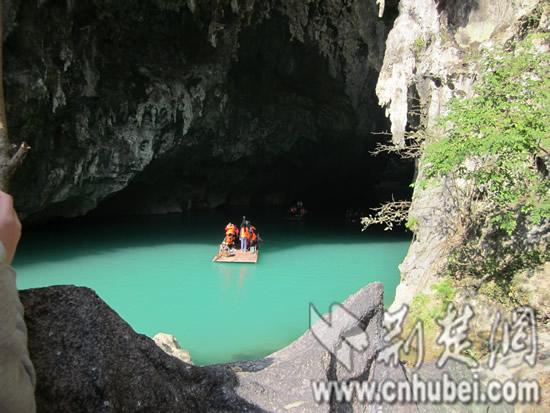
212;249;259;264
286;203;307;222
284;214;305;222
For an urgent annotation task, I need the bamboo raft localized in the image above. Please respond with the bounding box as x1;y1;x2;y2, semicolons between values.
212;249;259;264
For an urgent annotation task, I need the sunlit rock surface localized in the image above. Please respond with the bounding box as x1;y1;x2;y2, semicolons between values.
153;332;193;364
376;0;546;309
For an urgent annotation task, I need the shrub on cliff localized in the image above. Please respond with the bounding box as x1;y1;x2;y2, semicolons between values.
420;33;549;295
422;34;549;235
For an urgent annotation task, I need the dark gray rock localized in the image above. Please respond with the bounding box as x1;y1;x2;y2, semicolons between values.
20;285;260;412
20;282;419;412
226;282;391;412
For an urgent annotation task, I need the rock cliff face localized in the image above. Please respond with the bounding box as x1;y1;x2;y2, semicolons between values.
4;0;403;220
375;0;546;308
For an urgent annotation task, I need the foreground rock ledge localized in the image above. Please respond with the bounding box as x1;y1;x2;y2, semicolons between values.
20;284;409;412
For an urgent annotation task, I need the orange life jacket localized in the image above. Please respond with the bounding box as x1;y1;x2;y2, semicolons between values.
240;226;250;239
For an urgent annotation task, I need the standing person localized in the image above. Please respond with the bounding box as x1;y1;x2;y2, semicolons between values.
240;223;249;251
0;191;36;413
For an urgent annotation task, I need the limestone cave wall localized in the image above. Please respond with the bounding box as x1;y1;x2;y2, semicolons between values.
4;0;405;220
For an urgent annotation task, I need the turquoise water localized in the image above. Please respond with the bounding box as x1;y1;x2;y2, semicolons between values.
14;212;410;365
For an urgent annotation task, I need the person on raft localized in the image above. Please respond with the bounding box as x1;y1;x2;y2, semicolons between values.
239;222;250;251
249;225;260;252
223;222;238;251
223;218;259;253
226;223;239;241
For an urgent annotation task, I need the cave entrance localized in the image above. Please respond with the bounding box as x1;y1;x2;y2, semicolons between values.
220;12;413;213
95;9;412;217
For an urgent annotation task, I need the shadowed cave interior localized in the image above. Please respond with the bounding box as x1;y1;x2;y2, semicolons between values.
5;1;411;220
93;12;413;217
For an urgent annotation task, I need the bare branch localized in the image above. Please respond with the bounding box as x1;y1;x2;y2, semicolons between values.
0;142;31;190
8;142;31;173
361;200;412;231
371;130;426;159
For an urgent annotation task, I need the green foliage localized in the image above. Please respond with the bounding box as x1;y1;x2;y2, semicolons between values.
450;233;549;305
431;278;456;305
522;3;546;32
410;293;430;323
478;275;530;308
361;201;411;231
421;34;550;235
409;278;456;329
413;37;426;56
405;216;419;232
402;278;457;363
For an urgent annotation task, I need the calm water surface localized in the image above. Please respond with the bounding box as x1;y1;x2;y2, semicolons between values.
15;212;410;365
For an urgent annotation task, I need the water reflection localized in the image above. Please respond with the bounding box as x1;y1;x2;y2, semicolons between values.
216;264;255;291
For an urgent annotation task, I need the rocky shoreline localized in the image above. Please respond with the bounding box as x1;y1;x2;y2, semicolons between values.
23;282;533;412
21;283;409;412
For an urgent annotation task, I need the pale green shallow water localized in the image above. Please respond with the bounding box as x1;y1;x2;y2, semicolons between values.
15;212;410;365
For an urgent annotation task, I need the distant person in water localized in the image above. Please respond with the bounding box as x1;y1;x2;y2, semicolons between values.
289;201;307;218
297;201;307;216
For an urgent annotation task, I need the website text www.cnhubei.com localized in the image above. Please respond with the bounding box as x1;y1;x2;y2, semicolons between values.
311;373;540;405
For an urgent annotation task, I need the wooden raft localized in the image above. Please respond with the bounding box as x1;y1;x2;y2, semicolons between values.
212;249;259;264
